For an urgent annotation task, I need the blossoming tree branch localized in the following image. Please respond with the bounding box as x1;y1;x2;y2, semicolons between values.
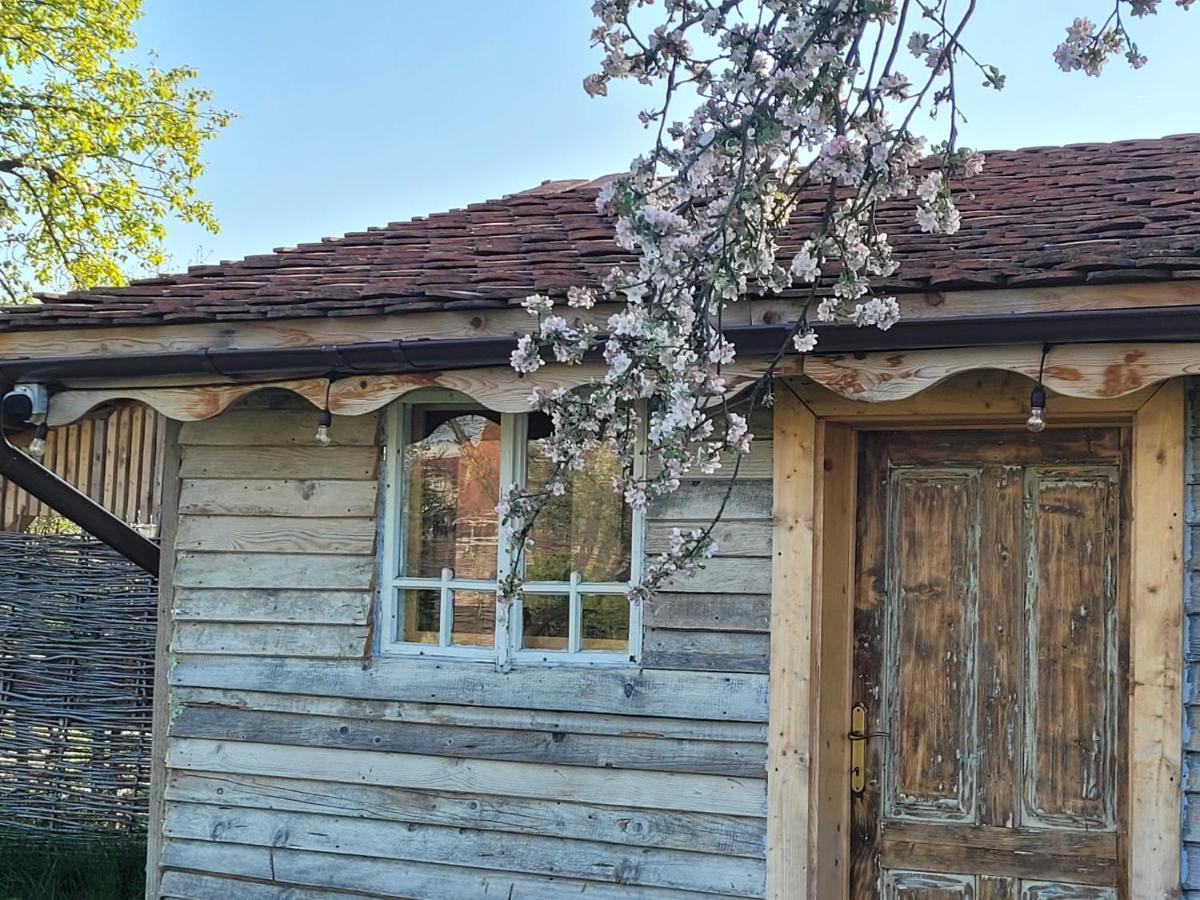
498;0;1192;609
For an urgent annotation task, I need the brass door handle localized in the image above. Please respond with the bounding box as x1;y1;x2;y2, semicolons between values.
849;704;889;794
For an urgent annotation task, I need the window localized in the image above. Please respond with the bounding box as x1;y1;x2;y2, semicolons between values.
380;393;643;665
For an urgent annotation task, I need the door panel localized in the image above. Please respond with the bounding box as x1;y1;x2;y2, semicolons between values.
1020;884;1118;900
884;871;975;899
851;430;1127;899
1023;471;1118;830
886;470;978;822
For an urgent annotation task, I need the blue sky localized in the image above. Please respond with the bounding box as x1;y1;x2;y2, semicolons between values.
138;1;1200;272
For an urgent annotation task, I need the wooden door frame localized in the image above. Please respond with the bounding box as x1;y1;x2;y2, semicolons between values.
767;373;1184;900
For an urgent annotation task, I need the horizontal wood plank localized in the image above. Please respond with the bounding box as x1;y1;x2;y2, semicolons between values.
662;557;771;595
169;687;769;743
166;738;768;817
163;801;765;895
170;706;765;777
160;838;274;882
164;771;766;858
176;516;377;555
643;629;770;674
171;590;371;625
648;480;773;522
646;521;773;558
644;593;771;633
880;822;1117;886
180;411;379;447
649;443;774;481
168;655;769;721
161;869;368;900
161;838;730;900
174;552;374;591
178;479;378;518
171;623;366;658
179;445;379;481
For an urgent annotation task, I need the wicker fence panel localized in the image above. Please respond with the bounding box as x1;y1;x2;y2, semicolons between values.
0;533;155;840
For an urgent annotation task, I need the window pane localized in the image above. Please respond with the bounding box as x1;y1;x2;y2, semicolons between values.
522;593;569;651
404;409;500;579
582;594;629;651
450;590;495;647
401;590;439;644
525;417;631;583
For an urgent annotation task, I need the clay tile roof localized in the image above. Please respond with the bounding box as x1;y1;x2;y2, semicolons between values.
5;133;1200;332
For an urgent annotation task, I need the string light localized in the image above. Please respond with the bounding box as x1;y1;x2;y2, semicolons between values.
314;380;333;446
1027;344;1050;434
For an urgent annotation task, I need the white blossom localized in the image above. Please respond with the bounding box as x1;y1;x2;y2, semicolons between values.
793;329;818;353
493;0;1188;607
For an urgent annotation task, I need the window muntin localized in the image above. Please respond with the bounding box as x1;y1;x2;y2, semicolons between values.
382;397;643;665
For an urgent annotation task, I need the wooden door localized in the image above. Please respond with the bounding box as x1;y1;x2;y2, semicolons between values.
851;429;1128;899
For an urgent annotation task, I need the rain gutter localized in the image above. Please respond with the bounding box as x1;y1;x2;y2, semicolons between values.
0;305;1198;386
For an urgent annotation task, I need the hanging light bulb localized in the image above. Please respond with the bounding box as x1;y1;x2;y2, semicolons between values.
1027;384;1047;433
314;408;333;446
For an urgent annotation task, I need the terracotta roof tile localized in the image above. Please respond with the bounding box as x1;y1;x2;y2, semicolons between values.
6;133;1200;332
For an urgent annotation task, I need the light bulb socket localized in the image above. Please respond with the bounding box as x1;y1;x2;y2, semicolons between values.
1030;384;1046;410
28;421;49;459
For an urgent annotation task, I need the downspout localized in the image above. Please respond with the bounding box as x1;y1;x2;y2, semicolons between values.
0;428;160;575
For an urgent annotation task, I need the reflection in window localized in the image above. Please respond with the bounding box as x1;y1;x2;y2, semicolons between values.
450;590;496;646
526;414;632;584
582;595;630;651
401;589;439;644
522;594;569;651
404;410;500;580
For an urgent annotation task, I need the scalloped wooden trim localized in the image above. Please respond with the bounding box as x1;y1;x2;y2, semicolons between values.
45;340;1194;427
47;359;800;425
803;342;1200;402
47;379;330;426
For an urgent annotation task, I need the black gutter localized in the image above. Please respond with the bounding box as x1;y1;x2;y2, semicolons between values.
0;429;160;574
1;305;1200;386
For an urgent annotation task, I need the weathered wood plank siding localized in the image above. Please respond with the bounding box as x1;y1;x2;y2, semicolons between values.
644;408;773;675
158;394;770;898
1183;380;1200;895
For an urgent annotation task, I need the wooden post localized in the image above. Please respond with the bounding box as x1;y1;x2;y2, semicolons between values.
812;423;855;900
1130;378;1185;899
145;419;181;900
768;383;819;898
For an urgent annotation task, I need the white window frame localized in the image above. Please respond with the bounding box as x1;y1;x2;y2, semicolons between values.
379;393;644;667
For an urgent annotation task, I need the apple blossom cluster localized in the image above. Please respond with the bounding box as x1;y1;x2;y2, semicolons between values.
496;0;1185;612
1054;1;1192;75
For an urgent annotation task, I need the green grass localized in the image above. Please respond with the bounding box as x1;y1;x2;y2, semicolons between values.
0;841;145;900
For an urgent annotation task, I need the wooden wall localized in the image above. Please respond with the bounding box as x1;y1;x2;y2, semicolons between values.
1183;379;1200;896
0;403;167;534
155;393;772;900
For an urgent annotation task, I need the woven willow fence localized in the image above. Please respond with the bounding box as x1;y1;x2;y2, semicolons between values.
0;533;156;840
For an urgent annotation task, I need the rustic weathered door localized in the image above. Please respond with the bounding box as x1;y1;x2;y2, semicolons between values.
851;429;1127;899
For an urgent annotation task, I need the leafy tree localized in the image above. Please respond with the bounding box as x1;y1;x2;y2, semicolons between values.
0;0;231;301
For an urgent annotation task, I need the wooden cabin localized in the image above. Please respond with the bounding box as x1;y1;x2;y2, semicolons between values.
3;134;1200;900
